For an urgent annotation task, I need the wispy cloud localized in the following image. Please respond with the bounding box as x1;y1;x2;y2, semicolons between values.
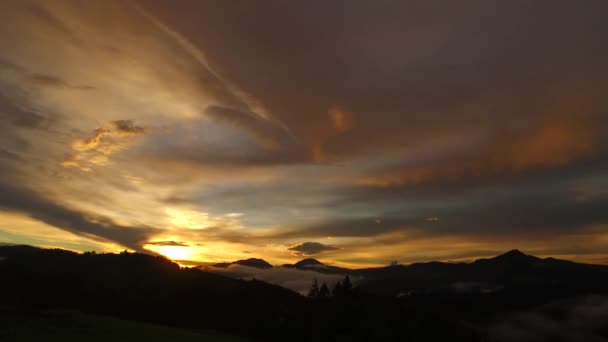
0;1;607;265
288;242;339;256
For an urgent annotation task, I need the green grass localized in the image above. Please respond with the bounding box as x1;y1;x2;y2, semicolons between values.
0;309;249;342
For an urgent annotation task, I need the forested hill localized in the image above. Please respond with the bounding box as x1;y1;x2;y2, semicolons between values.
3;245;608;342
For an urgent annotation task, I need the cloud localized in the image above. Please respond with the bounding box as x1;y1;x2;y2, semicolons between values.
62;120;146;171
0;181;160;252
112;120;145;135
270;182;608;242
140;116;309;168
0;92;54;131
288;242;338;256
0;59;94;90
205;264;350;295
204;105;291;151
146;240;189;247
29;73;94;90
141;0;608;169
1;0;608;267
0;148;21;161
488;296;608;342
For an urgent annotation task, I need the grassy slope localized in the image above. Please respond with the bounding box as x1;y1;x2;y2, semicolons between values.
0;309;249;342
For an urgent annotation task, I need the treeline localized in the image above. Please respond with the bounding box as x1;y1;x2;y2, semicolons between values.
6;245;607;341
308;275;353;298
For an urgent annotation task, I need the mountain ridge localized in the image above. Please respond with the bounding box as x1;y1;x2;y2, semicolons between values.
3;244;608;341
210;249;606;274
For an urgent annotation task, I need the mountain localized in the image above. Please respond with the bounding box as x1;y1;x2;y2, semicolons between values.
294;258;323;267
212;257;272;269
356;249;608;296
0;245;304;341
474;248;541;265
3;245;608;342
198;250;608;298
282;258;352;274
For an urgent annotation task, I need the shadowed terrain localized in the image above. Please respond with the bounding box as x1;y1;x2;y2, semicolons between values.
0;309;248;342
2;245;608;341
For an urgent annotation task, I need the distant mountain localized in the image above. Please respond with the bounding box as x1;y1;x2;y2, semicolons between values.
199;250;608;297
3;245;608;342
209;256;352;274
474;249;541;265
282;258;352;274
212;257;273;269
294;258;323;267
355;249;608;296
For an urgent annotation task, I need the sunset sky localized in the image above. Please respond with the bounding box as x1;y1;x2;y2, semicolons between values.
0;0;607;267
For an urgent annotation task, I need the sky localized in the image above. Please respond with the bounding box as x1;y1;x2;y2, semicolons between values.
0;0;607;268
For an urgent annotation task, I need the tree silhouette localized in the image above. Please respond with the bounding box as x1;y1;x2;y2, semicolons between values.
342;275;352;293
332;276;353;297
308;278;320;298
332;280;344;297
319;282;330;298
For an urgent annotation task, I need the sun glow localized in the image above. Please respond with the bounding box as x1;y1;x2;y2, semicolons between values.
146;245;196;261
165;208;212;229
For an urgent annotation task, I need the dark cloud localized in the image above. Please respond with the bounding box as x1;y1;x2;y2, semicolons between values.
28;74;64;87
0;182;161;252
161;195;192;205
288;242;338;256
133;0;608;199
271;181;608;242
0;148;21;161
112;120;145;135
0;93;53;130
0;59;26;72
146;240;189;247
0;59;93;91
342;153;608;203
142;0;608;166
30;73;94;90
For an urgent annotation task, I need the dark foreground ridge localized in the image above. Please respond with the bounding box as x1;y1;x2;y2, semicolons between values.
2;245;608;341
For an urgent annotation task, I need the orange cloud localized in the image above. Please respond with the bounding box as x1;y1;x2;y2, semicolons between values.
328;106;354;133
62;120;146;171
360;112;600;188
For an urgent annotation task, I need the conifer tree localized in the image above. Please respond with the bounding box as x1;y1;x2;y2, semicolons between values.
332;280;344;297
308;278;320;298
319;282;330;298
342;275;352;293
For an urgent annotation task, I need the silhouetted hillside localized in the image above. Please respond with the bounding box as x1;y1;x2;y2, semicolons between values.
0;245;304;341
356;249;608;297
3;245;608;342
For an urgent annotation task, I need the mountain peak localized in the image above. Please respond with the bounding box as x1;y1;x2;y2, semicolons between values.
234;258;272;269
502;249;526;257
294;258;323;267
212;258;272;269
492;249;539;263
